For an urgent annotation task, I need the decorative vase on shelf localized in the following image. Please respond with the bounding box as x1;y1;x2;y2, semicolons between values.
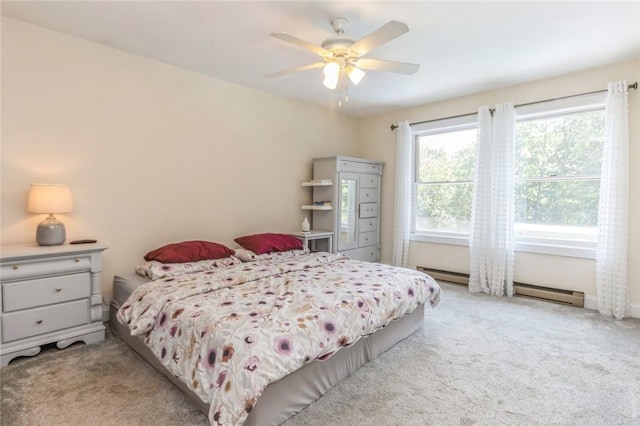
301;217;310;234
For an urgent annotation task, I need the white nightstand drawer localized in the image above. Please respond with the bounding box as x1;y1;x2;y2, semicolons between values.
2;299;89;343
1;255;91;281
2;273;91;313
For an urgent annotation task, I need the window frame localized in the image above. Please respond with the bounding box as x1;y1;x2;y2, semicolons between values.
513;92;605;257
410;114;478;241
409;92;606;259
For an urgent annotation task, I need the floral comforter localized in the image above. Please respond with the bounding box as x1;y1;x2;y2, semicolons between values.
117;252;441;425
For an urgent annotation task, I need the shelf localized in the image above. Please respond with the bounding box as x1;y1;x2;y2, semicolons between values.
302;180;333;187
301;205;333;211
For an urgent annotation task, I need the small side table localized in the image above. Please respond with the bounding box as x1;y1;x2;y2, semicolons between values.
290;230;333;253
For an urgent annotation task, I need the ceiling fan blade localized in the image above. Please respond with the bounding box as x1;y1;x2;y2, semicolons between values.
265;62;325;79
354;58;420;75
349;21;409;55
271;32;333;57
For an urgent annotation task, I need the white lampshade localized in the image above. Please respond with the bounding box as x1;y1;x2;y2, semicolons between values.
27;184;73;214
322;62;340;90
347;66;365;85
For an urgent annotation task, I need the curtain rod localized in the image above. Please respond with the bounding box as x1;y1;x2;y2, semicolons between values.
390;81;638;131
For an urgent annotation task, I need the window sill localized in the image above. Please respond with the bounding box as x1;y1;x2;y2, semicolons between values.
514;242;595;259
410;233;595;259
410;233;469;246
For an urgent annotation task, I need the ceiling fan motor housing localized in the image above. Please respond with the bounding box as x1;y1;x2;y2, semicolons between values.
321;36;356;54
321;18;357;60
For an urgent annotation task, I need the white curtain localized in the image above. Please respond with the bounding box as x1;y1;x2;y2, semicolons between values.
469;103;515;296
392;120;412;267
596;81;629;319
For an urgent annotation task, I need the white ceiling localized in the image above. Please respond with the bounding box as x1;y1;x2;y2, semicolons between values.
2;1;640;117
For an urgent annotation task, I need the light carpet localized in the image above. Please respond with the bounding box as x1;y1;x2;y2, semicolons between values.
1;282;639;425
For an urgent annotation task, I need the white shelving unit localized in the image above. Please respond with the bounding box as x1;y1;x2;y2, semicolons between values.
301;180;334;211
301;180;334;250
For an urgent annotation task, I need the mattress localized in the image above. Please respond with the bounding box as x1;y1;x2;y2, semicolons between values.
110;271;427;425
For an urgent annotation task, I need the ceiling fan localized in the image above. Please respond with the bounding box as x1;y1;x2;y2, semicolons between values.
265;18;419;92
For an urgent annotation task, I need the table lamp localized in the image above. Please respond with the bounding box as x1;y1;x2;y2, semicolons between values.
27;184;73;246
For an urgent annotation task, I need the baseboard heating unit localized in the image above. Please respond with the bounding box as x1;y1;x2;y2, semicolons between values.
417;266;585;308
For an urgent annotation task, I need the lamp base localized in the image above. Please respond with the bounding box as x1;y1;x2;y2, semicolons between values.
36;214;66;246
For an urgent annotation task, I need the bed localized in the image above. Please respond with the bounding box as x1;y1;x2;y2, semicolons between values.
110;237;441;425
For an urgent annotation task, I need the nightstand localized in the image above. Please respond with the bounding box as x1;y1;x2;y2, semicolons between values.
290;230;333;253
0;243;107;367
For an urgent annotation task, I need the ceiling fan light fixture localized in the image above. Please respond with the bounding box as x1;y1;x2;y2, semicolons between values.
322;61;340;89
347;65;365;85
268;18;419;98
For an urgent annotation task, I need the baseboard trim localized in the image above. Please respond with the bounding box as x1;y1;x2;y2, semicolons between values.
584;296;640;319
102;305;110;323
418;266;584;308
584;296;597;312
426;266;640;318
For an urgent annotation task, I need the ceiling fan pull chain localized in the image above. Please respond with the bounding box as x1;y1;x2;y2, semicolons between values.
338;85;349;107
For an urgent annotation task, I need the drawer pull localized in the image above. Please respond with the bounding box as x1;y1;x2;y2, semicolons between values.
36;320;43;325
56;287;62;292
75;258;81;263
13;265;19;270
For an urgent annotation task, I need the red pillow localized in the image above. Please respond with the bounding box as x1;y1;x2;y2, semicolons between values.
144;240;235;263
234;233;303;255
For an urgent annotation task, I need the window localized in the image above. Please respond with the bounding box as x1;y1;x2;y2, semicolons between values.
411;93;605;257
414;127;477;234
412;115;478;237
514;94;605;247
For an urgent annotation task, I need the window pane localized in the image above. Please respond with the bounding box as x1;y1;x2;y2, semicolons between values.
417;129;477;182
515;110;604;178
415;183;473;233
515;180;599;228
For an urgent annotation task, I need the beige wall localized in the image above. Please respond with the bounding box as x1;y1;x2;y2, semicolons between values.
358;59;640;310
1;18;359;301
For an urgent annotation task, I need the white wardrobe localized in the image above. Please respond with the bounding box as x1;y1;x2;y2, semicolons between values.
306;156;383;262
